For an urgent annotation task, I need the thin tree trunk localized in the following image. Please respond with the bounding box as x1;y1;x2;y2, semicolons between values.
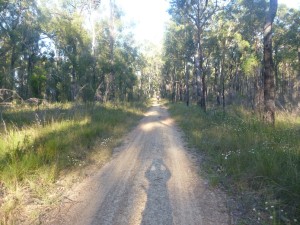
9;46;16;90
26;53;35;98
222;67;225;112
296;47;300;101
195;36;206;111
202;75;207;111
185;61;190;106
298;47;300;75
172;67;176;103
220;41;226;111
104;0;115;102
195;44;202;106
263;0;278;125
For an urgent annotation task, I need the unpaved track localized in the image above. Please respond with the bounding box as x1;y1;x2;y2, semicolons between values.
46;103;229;225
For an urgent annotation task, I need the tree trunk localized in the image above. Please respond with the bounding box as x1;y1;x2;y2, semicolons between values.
201;73;207;112
26;53;35;98
104;0;115;103
195;26;206;111
222;67;225;112
185;61;190;106
296;47;300;102
220;42;226;111
298;47;300;74
9;46;17;90
263;0;278;125
195;44;202;106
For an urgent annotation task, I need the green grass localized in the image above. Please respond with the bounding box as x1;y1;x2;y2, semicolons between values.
168;103;300;224
0;101;148;223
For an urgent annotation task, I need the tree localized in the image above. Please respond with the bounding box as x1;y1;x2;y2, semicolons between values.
263;0;278;125
162;21;192;102
140;43;163;99
0;0;43;98
273;6;300;105
168;0;230;111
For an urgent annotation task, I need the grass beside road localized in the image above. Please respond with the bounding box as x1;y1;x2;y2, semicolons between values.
168;103;300;225
0;101;148;224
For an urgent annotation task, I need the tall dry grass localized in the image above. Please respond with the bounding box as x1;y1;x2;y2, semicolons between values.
0;101;148;224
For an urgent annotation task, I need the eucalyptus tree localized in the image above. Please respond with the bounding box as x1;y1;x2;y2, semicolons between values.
103;0;116;102
273;6;300;105
162;21;193;102
187;0;220;111
112;33;140;101
211;5;264;111
140;43;163;99
263;0;278;125
168;0;230;111
48;9;93;101
41;0;121;102
0;0;44;98
95;1;140;102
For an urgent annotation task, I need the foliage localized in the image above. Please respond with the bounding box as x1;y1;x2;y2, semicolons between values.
242;55;259;77
0;0;144;103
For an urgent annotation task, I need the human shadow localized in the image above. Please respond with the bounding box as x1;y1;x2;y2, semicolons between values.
141;159;173;225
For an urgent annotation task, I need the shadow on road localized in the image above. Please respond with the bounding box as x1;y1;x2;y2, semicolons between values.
141;159;173;225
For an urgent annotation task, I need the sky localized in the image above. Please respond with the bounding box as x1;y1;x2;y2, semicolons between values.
117;0;170;45
117;0;300;45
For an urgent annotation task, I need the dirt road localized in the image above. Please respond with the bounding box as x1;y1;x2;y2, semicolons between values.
47;103;229;225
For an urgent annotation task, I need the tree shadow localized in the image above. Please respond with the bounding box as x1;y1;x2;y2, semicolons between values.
141;159;173;225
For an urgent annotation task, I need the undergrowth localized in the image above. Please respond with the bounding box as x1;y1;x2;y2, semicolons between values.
168;103;300;225
0;101;148;224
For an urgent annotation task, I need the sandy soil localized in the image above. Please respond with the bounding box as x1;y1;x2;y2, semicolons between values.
44;103;229;225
